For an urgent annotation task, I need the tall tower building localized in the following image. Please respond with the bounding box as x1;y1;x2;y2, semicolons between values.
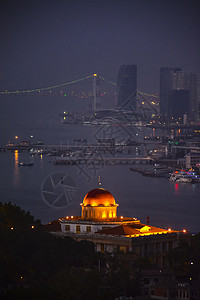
117;65;137;109
189;73;198;121
170;90;189;119
159;67;181;116
197;74;200;121
172;71;199;121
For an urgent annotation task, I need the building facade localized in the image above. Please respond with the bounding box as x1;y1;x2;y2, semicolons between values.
170;90;189;120
160;67;200;121
160;67;181;116
172;71;199;121
185;152;200;169
117;64;137;109
57;187;189;267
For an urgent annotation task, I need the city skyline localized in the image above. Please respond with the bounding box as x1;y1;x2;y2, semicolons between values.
0;0;200;94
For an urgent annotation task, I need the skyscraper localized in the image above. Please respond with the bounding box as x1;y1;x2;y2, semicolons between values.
159;67;181;116
117;64;137;109
160;68;200;121
197;75;200;121
170;90;189;119
172;71;199;121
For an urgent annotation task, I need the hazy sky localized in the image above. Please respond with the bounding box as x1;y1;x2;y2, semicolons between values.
1;0;200;93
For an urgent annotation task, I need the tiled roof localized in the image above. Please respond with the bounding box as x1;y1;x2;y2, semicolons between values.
96;224;169;236
96;225;137;236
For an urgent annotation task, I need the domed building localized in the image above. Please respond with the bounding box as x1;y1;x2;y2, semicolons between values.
81;188;118;220
59;186;188;261
60;187;140;237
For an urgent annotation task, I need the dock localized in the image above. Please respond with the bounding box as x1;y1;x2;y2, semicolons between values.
54;157;154;165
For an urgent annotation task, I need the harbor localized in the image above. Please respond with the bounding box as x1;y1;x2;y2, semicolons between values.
53;156;153;165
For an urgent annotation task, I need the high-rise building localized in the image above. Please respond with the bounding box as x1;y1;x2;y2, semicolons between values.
160;68;200;121
197;75;200;121
117;64;137;109
170;90;189;120
189;73;198;121
172;71;199;121
159;67;181;116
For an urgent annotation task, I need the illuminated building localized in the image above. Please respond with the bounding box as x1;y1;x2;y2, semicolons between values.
58;187;189;265
185;152;200;169
60;188;140;237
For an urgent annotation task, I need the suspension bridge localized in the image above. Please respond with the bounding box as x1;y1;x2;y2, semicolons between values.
0;74;159;115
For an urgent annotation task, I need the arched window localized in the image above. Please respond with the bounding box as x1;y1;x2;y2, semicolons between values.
102;210;106;218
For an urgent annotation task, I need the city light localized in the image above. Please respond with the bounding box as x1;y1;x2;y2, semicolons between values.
0;75;93;95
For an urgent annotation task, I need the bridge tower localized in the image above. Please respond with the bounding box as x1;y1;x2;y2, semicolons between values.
93;74;100;112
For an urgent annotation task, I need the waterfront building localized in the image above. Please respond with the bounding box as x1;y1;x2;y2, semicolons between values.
185;152;200;169
197;74;200;121
117;64;137;109
160;67;181;116
172;71;199;121
160;68;200;121
170;90;189;121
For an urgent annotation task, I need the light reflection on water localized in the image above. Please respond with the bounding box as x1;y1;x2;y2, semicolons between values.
14;150;20;187
0;149;199;232
0;94;199;231
174;182;179;195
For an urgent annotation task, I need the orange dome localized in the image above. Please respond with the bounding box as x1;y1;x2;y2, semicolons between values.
82;188;116;207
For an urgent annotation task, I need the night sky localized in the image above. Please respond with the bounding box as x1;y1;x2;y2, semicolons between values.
1;0;200;93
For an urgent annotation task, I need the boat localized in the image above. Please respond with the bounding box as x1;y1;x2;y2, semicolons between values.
169;174;178;182
175;176;193;183
169;169;200;183
18;162;34;167
186;171;200;183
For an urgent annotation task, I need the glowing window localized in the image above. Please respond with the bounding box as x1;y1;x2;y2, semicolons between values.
76;225;81;233
86;226;91;233
102;211;106;218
